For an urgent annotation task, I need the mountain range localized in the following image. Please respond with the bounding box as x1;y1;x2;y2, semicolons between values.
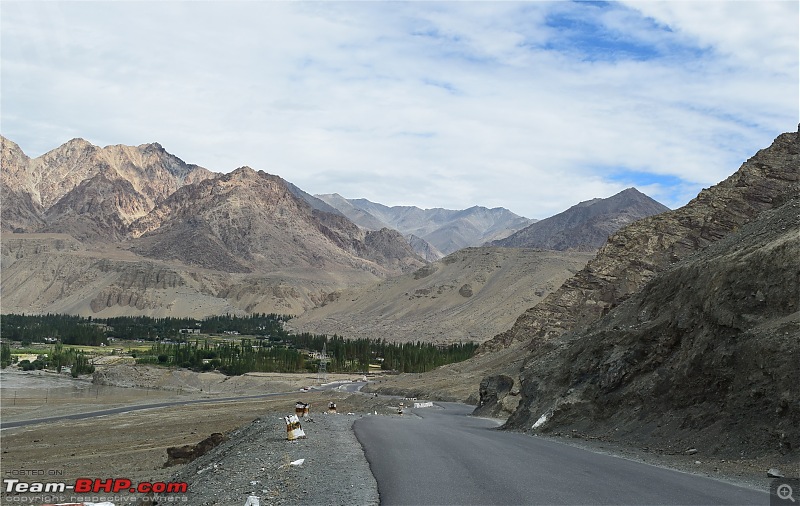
1;135;668;321
0;136;427;316
293;187;669;342
2;126;795;467
315;194;536;259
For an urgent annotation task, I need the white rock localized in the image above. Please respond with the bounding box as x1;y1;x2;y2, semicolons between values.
532;413;548;429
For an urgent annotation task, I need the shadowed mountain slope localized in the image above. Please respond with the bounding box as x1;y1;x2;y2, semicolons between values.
128;167;425;276
500;195;799;463
491;187;669;251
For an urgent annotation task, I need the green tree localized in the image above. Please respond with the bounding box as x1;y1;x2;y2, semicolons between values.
1;343;12;368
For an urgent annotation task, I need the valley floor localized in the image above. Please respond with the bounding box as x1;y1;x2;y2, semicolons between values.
0;366;792;505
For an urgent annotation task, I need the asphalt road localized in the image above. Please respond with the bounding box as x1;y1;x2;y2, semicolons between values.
353;402;768;505
0;381;363;429
0;390;299;429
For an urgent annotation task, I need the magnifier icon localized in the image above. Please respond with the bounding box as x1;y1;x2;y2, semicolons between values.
778;484;796;502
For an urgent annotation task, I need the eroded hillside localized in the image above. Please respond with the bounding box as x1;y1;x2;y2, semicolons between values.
293;247;594;344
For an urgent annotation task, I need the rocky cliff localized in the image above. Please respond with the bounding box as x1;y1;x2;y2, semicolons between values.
503;196;799;461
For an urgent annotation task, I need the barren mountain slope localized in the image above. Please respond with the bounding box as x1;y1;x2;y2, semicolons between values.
0;234;381;317
1;138;44;232
485;126;799;351
128;167;424;276
492;187;669;251
292;247;593;345
0;136;216;235
41;173;152;242
406;234;445;262
499;196;799;464
0;181;45;233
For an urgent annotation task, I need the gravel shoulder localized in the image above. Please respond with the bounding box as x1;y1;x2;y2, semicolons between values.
168;411;380;506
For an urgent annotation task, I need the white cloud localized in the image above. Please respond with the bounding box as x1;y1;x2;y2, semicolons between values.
1;1;796;218
622;1;799;71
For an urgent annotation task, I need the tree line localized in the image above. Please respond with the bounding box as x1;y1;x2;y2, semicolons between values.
137;335;478;375
1;313;478;375
138;339;306;376
1;313;290;344
1;313;106;346
291;333;478;373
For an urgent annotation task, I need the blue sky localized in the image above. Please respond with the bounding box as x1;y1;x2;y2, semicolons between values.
1;1;797;219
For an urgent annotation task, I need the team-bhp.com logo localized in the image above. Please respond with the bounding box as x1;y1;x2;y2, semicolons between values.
4;477;188;494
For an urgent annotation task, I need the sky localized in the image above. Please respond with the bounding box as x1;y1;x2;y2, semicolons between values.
1;1;797;219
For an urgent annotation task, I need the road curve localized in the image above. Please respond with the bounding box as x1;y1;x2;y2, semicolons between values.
353;402;767;505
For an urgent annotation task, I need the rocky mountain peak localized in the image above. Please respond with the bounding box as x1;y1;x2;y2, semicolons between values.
492;187;669;251
1;136;31;184
0;137;217;233
227;166;262;180
141;141;165;153
63;137;94;148
1;135;27;159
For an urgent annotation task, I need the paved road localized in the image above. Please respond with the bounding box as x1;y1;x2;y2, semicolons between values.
326;380;367;393
353;402;768;505
1;381;362;429
0;391;301;429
